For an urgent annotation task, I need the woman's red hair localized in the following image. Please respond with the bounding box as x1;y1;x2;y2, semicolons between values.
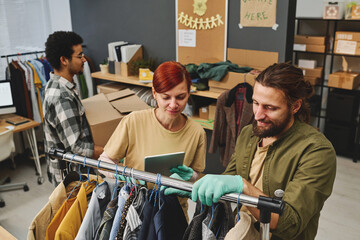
153;61;191;93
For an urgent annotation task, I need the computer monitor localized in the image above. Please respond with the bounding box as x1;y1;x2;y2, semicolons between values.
0;80;16;115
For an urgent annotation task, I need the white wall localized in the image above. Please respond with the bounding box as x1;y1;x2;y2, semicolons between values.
296;0;324;17
48;0;72;32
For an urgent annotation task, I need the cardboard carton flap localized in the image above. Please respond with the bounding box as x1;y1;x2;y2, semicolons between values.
106;88;135;102
227;48;278;70
110;94;150;113
82;93;122;125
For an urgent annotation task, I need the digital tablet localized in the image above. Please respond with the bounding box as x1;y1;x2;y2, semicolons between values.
144;152;185;176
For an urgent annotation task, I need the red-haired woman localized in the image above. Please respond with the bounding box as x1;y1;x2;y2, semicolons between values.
98;61;206;215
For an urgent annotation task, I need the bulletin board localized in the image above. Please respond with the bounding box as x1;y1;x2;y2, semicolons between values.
176;0;228;65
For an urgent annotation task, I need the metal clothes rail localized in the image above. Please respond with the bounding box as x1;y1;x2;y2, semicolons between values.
1;50;45;58
49;148;284;240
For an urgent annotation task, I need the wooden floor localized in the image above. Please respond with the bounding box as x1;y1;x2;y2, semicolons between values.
0;155;359;239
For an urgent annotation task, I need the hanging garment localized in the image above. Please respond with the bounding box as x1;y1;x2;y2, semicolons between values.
29;59;47;87
20;62;41;122
116;188;136;239
122;187;147;239
183;201;234;240
109;185;131;240
224;211;261;240
27;172;83;240
96;197;119;240
9;61;32;118
78;73;89;99
201;202;234;240
138;190;188;240
75;181;114;240
209;83;254;167
46;175;100;240
183;203;210;240
53;179;99;240
83;61;94;97
26;61;44;121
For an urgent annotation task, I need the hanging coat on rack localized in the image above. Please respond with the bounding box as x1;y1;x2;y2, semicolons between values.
209;83;254;167
9;61;33;118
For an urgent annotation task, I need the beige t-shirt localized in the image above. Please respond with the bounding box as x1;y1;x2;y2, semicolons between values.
241;140;269;215
104;108;206;173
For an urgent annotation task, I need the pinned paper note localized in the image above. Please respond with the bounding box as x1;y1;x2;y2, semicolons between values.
179;29;196;47
240;0;277;29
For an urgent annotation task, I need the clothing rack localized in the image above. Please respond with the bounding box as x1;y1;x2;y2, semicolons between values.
49;148;284;240
1;50;45;58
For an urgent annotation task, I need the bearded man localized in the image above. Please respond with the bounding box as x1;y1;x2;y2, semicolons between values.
190;63;337;239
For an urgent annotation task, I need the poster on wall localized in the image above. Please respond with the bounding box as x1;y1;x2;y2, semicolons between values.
239;0;278;30
176;0;228;65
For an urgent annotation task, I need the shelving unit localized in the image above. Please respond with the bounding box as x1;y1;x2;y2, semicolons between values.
294;17;360;162
91;72;221;130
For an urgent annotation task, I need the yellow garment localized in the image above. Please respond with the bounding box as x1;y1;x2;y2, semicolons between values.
27;181;79;240
54;181;96;240
46;176;100;240
27;62;44;122
104;108;206;173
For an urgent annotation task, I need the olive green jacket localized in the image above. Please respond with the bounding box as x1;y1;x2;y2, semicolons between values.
224;119;336;240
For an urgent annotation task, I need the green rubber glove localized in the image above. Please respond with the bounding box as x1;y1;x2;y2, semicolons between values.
161;173;191;197
114;174;146;185
170;165;194;181
191;174;243;206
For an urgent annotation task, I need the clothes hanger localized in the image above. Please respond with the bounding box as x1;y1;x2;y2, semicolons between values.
66;158;84;201
111;164;119;200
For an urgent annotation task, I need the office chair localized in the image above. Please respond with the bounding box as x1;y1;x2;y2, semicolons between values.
0;126;29;207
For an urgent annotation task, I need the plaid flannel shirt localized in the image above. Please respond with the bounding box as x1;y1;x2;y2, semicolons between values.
43;73;94;186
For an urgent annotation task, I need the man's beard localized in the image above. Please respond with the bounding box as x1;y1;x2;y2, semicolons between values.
252;111;292;138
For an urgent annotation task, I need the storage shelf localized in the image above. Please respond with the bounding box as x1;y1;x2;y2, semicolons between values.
91;72;221;99
295;17;360;162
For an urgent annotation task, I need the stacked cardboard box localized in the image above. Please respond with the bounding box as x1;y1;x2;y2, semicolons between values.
300;67;323;86
328;71;360;90
293;35;326;53
334;31;360;55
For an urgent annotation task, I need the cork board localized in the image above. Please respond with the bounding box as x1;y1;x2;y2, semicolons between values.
176;0;228;65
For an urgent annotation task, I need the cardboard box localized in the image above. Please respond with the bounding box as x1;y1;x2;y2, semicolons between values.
304;76;321;86
208;103;216;120
97;82;128;94
208;72;257;92
334;40;360;55
82;89;150;147
114;46;143;77
208;49;278;92
301;67;323;78
328;71;360;90
294;35;326;45
305;44;326;53
335;31;360;41
199;106;209;119
298;59;317;69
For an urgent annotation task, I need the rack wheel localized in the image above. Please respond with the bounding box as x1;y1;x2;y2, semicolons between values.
0;200;4;208
24;185;29;192
37;177;44;185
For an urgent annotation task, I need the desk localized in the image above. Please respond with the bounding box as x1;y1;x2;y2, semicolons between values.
0;114;44;184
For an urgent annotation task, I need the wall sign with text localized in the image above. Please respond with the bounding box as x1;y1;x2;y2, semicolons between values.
239;0;278;30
